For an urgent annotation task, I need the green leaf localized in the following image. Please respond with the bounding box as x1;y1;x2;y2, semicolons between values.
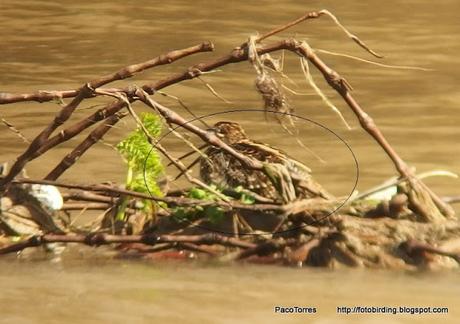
189;188;207;199
240;193;256;205
205;206;224;224
115;113;165;220
116;113;164;196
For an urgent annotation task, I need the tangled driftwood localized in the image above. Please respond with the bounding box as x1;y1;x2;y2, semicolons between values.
0;11;458;269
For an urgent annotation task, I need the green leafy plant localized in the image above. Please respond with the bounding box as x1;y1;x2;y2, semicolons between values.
172;185;256;224
116;113;164;220
234;186;256;205
172;186;226;224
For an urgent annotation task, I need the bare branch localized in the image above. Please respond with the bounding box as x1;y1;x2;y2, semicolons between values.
294;40;454;218
0;42;214;105
0;43;215;190
44;111;128;180
0;232;256;255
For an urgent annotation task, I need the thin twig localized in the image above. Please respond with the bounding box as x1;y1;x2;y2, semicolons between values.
300;56;351;129
354;170;458;201
256;11;323;42
157;91;210;128
197;76;232;104
1;118;29;143
319;9;383;58
316;49;432;71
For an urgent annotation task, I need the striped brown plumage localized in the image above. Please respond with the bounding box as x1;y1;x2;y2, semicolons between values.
199;121;333;202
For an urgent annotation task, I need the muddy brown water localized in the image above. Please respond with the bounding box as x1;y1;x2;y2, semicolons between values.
1;0;459;323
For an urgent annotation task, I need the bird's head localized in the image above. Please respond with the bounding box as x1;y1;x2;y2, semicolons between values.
211;121;248;144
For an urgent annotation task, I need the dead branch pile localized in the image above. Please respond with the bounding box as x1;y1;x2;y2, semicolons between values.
0;11;458;270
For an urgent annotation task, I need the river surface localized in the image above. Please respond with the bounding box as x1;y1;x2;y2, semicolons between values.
0;0;459;323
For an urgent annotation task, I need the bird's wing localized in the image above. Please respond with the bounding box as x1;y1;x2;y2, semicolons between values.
234;140;335;200
235;140;312;177
201;145;280;200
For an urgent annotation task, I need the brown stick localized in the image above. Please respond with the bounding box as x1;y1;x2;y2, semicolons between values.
139;40;294;96
61;203;139;216
36;41;293;158
0;13;384;195
63;191;117;204
7;40;289;188
236;240;286;260
20;40;317;188
105;91;230;201
0;90;79;105
0;85;94;191
44;111;127;180
401;239;460;263
2;23;448;219
294;41;454;217
31;99;126;159
443;196;460;204
138;91;265;170
5;177;294;213
9;41;293;197
299;43;409;175
0;43;215;190
0;9;377;105
61;202;111;210
0;11;320;105
0;42;214;105
0;232;256;255
256;11;322;42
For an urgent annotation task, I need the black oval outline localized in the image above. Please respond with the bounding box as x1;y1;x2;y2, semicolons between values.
143;109;359;235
